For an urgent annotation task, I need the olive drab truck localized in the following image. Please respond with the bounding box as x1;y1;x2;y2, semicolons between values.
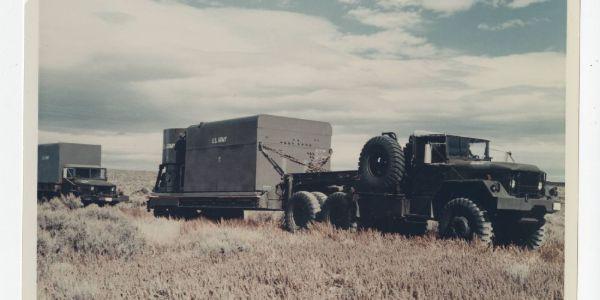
38;143;129;205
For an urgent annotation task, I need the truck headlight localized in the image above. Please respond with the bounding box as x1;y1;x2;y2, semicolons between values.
90;186;95;191
111;187;116;192
538;182;543;191
510;179;516;189
490;182;501;193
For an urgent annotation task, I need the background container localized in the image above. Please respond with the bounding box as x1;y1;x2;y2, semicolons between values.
38;143;101;184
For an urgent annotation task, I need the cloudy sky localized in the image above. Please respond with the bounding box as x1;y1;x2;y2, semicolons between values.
39;0;567;181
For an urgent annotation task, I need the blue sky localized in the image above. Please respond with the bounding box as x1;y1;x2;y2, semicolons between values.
177;0;566;55
39;0;567;180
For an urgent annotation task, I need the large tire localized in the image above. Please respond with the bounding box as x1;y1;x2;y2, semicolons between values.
358;135;405;191
518;221;546;250
494;218;546;250
311;192;327;207
438;198;493;244
311;192;328;222
322;192;357;230
284;191;320;232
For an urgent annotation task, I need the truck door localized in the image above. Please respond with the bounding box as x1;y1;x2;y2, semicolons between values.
409;142;446;215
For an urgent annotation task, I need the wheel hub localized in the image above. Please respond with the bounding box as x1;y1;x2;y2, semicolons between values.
449;216;471;238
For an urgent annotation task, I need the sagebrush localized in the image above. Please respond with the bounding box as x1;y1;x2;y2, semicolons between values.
37;170;564;299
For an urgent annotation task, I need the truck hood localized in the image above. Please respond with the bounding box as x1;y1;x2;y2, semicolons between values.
450;160;542;173
72;178;115;187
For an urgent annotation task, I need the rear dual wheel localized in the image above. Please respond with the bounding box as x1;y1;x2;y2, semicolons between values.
320;192;357;230
284;191;321;232
284;191;358;232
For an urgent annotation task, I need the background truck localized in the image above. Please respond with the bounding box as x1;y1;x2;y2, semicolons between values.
148;115;561;249
38;143;129;205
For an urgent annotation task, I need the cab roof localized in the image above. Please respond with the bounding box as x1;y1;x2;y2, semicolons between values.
411;130;489;143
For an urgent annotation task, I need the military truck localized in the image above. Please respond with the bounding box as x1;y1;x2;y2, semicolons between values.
38;143;129;205
148;115;560;249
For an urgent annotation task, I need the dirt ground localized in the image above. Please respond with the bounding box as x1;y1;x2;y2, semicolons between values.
37;170;564;299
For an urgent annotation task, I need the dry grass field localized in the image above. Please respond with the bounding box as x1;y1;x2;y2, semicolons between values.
37;170;565;299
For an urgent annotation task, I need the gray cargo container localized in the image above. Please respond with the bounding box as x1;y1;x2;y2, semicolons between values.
38;143;101;184
184;115;332;194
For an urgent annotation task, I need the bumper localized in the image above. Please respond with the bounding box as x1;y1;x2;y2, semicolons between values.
81;194;129;204
496;195;560;213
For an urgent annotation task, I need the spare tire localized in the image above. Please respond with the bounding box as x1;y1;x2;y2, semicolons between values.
284;191;321;232
358;135;405;191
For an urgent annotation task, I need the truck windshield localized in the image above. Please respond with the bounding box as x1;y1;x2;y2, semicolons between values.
447;136;489;160
65;168;107;180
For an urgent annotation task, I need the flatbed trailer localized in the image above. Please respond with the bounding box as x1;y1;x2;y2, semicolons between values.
147;114;335;218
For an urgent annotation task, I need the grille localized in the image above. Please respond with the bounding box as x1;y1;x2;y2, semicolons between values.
82;186;115;196
513;171;543;197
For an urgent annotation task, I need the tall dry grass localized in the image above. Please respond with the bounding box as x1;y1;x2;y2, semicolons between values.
37;170;564;299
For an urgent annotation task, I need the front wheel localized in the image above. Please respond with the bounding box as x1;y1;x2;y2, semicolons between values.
494;218;546;250
438;198;493;244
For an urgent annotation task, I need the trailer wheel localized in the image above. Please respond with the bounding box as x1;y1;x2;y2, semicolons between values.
438;198;493;244
358;135;405;191
311;192;327;207
284;191;320;232
322;192;357;230
311;192;328;221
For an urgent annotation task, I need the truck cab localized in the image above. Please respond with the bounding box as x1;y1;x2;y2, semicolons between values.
404;132;559;216
37;143;128;205
398;132;560;248
61;164;125;205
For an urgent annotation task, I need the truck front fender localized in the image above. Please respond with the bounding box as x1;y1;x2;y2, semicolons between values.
433;180;500;217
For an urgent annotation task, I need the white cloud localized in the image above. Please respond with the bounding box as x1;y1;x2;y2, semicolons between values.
376;0;550;13
347;7;423;29
478;17;548;31
39;0;566;179
504;0;549;9
337;0;360;5
376;0;477;14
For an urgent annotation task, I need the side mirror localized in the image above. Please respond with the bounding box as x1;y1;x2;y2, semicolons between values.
424;143;432;164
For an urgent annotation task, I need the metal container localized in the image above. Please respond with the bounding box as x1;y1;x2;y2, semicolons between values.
38;143;101;184
182;114;332;200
